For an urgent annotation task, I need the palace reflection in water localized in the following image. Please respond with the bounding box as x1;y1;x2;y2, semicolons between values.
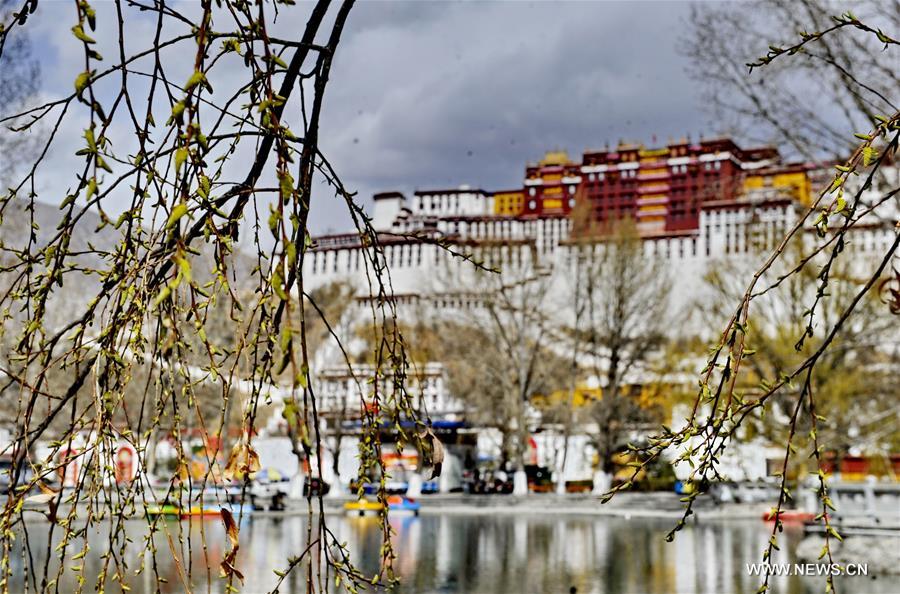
13;513;890;593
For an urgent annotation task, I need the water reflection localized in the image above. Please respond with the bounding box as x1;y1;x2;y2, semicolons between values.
12;512;890;593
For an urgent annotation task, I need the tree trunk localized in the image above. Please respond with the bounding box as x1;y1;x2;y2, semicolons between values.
512;396;529;495
601;347;622;474
326;429;345;497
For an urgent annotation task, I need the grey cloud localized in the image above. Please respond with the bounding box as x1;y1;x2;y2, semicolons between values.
13;1;709;236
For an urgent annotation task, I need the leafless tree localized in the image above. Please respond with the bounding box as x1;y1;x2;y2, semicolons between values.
681;0;898;160
567;209;671;478
702;232;900;458
0;0;40;188
430;243;569;485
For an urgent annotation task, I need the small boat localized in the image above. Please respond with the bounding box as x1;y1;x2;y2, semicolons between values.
344;496;420;517
146;504;251;519
762;509;816;523
344;499;381;516
388;495;420;516
180;505;223;518
145;504;182;518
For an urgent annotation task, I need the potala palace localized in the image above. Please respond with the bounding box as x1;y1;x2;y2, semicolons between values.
289;137;897;490
304;137;893;310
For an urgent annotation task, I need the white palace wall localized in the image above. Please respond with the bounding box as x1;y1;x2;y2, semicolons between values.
303;186;897;340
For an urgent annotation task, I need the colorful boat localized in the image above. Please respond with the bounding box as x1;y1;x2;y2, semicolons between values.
146;504;251;519
180;505;223;518
388;495;421;516
344;496;420;517
762;509;816;523
145;504;182;518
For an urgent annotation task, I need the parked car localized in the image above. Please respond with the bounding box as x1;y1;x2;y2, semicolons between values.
468;469;513;494
525;465;553;493
349;475;408;495
304;476;331;497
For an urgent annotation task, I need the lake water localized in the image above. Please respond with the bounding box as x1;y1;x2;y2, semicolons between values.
10;511;891;593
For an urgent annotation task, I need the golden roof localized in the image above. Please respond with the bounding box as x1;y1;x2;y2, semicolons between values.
539;150;572;166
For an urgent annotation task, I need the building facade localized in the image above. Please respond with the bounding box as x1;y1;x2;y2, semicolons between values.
300;136;899;387
303;137;897;310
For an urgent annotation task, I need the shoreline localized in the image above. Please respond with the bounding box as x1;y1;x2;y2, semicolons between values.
25;491;900;525
275;492;775;521
20;492;762;521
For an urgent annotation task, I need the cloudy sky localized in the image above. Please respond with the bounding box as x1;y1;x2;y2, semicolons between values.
317;0;719;232
14;1;725;234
